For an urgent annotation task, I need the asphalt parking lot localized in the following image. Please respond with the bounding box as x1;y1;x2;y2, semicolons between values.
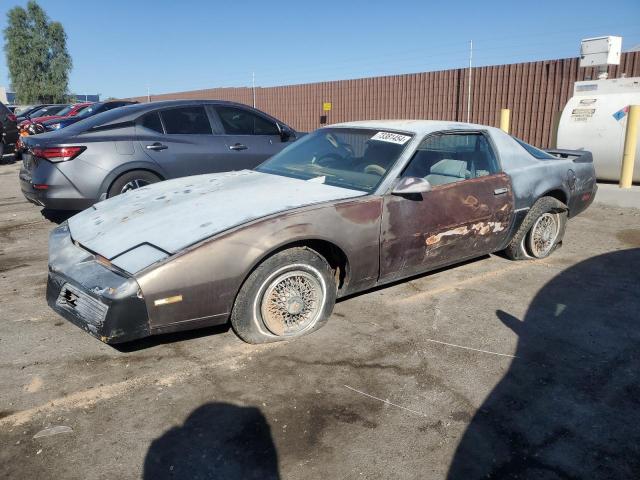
1;157;639;480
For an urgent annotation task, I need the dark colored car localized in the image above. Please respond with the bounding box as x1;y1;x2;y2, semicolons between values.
18;103;91;130
40;100;137;132
0;100;19;156
20;100;299;210
16;104;57;123
46;120;597;345
24;104;68;120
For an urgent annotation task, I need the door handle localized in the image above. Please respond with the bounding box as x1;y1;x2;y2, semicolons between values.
229;143;248;151
493;187;509;195
146;142;168;151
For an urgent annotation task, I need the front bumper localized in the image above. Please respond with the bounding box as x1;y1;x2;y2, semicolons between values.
47;223;150;343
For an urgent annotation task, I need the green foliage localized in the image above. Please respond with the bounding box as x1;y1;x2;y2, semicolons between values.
3;1;72;103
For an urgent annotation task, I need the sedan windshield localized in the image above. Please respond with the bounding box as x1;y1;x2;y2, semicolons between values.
75;104;102;118
55;105;75;116
256;128;413;193
30;105;64;118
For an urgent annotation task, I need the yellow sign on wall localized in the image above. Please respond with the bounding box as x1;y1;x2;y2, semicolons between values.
323;102;332;111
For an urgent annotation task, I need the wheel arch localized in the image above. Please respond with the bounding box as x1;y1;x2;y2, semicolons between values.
99;162;166;198
240;238;351;297
540;188;568;207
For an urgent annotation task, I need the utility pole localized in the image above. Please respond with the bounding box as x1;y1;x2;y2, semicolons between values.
252;72;256;108
467;40;473;123
147;84;151;103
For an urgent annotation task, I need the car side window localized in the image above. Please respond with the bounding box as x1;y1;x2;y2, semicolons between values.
402;133;499;186
161;106;213;135
215;106;279;135
139;112;164;133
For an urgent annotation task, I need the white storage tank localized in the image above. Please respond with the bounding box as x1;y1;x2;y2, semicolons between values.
557;76;640;183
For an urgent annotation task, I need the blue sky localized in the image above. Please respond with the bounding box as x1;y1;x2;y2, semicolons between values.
1;0;639;99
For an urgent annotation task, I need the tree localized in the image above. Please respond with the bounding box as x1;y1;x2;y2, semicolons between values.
3;1;72;103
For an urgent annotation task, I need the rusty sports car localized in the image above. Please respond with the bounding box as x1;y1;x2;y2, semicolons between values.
47;120;596;344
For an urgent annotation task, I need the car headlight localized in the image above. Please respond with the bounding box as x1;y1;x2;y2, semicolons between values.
47;123;62;131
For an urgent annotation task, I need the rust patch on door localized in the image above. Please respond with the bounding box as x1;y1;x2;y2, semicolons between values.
426;221;507;246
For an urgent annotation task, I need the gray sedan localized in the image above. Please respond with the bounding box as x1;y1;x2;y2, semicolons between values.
19;100;299;210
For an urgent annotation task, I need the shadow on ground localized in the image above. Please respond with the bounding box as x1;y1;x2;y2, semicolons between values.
448;248;640;479
40;208;78;224
113;324;231;353
144;402;279;480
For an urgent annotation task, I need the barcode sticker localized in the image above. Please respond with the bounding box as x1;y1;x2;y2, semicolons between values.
371;132;411;144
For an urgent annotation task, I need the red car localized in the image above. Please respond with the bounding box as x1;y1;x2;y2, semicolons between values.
18;102;92;130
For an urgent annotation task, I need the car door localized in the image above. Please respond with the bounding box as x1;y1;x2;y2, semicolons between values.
138;105;230;177
379;131;513;281
211;105;288;170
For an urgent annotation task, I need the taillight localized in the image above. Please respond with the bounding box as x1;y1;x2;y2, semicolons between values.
32;146;86;163
7;114;17;122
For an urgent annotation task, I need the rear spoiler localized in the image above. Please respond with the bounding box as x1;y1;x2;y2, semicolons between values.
544;149;593;163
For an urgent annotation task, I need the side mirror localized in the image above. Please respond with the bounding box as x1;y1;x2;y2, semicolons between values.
392;176;432;195
277;123;294;142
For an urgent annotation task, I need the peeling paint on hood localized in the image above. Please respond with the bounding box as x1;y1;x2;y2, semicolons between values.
68;170;364;272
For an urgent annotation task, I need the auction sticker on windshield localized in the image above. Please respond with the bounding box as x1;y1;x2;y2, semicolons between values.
371;131;411;144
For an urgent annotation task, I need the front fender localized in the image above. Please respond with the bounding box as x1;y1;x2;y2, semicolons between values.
134;196;382;329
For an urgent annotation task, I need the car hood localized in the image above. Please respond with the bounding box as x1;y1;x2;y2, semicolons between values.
67;170;364;274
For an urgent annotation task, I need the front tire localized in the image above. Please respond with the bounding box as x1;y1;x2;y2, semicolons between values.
230;247;337;344
504;196;567;260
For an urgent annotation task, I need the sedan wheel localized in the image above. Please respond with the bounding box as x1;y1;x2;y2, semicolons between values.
120;179;151;194
527;212;560;258
108;170;161;198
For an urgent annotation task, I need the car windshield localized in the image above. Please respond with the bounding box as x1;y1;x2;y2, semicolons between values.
256;128;412;193
55;105;75;116
35;105;67;117
28;107;52;117
75;104;102;118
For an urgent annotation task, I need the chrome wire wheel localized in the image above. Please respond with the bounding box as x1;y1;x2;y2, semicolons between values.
120;179;150;194
528;212;560;258
260;270;324;337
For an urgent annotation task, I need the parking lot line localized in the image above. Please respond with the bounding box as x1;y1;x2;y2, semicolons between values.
421;337;517;358
343;384;427;417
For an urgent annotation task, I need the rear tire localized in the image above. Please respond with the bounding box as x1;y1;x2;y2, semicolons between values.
504;196;567;260
108;170;161;198
231;247;337;344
